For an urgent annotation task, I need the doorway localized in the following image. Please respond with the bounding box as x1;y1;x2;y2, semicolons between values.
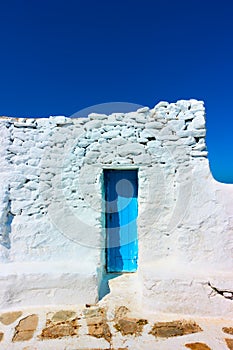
104;169;138;273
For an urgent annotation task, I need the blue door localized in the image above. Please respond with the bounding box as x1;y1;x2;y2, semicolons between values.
104;170;138;272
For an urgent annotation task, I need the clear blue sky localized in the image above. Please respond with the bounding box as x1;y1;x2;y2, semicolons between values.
0;0;232;183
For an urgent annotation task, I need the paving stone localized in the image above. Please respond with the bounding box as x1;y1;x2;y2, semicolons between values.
185;342;211;350
40;310;79;339
0;311;22;325
40;321;79;339
114;317;148;336
85;307;111;342
225;339;233;350
13;330;35;342
149;320;202;338
51;310;76;323
223;327;233;335
12;314;38;342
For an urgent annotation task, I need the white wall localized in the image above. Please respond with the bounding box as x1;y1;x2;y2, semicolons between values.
0;100;232;315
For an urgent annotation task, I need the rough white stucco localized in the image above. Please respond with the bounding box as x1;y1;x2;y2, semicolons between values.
0;99;233;316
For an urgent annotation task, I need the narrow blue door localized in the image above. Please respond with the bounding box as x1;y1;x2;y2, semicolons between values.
104;170;138;272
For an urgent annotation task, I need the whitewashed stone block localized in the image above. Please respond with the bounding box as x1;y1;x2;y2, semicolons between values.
118;143;144;156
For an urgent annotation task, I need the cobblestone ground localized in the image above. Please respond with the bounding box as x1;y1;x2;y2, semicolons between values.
0;305;233;349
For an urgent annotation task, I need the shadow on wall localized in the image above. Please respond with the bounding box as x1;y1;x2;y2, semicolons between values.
98;272;122;300
0;208;13;250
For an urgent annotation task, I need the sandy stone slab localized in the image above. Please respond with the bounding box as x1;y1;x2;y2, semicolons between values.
185;342;211;350
13;330;35;342
13;314;38;342
40;321;79;339
40;310;79;339
223;327;233;335
0;311;22;325
84;307;111;342
149;320;202;338
114;317;148;336
16;314;38;331
51;310;76;323
226;339;233;350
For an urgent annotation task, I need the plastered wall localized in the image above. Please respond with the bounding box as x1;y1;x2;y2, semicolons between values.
0;99;232;316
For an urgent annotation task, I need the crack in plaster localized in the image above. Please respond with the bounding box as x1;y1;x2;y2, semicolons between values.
208;282;233;300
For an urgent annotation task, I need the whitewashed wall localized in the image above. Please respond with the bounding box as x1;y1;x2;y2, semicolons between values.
0;99;232;316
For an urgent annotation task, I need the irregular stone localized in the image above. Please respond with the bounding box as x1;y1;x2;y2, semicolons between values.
135;115;147;123
177;129;192;137
134;154;152;165
118;143;144;156
159;125;173;136
109;137;127;146
185;342;211;350
40;321;79;339
13;314;38;342
14;314;38;332
84;120;102;131
0;311;22;325
225;339;233;350
137;137;148;144
154;101;169;109
192;143;206;151
165;110;179;120
88;113;108;120
140;129;158;139
176;100;191;110
145;121;163;129
137;106;150;113
85;151;99;164
102;129;120;139
104;121;127;126
51;310;76;323
121;128;135;138
149;320;202;338
77;138;91;148
223;327;233;335
167;119;185;132
191;115;205;129
189;128;206;137
190;101;205;113
190;150;208;157
13;330;34;342
0;332;3;342
181;136;196;146
157;134;179;141
7;145;24;154
87;317;111;342
178;111;195;121
40;310;79;339
14;122;35;128
53;116;67;125
114;317;148;336
85;307;111;342
147;140;161;148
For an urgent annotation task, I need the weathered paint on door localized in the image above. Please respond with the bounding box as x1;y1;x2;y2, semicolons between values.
104;170;138;272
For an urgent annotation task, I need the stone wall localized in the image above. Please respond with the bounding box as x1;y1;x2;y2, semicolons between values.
0;99;233;316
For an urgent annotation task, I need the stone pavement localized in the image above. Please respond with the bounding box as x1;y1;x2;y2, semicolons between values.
0;305;233;349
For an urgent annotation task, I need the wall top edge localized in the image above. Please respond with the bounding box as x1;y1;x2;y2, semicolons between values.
0;99;204;121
